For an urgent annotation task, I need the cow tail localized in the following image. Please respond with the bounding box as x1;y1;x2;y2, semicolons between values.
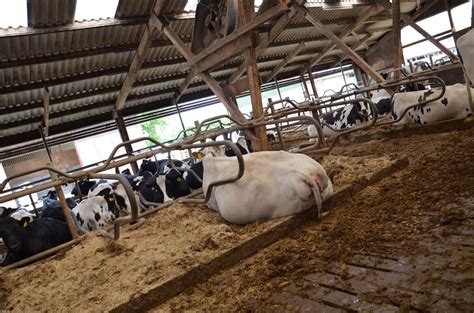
300;172;323;219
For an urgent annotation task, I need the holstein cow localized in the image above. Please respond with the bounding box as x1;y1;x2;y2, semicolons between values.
41;190;77;222
71;179;107;198
392;84;473;125
0;216;72;266
457;28;474;84
0;206;36;226
202;151;333;225
72;188;121;233
308;100;371;138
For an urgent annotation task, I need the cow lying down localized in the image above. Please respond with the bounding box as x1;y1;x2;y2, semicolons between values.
202;151;333;225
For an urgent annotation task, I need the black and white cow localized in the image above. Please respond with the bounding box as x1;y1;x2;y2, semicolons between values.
308;100;371;137
392;83;473;125
0;206;36;227
41;190;77;222
0;216;72;266
457;28;474;84
71;179;107;198
72;188;121;233
202;151;333;224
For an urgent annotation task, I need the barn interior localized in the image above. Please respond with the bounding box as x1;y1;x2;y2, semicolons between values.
0;0;473;311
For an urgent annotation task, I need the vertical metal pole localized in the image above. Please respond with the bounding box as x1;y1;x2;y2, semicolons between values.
268;98;285;150
38;125;54;165
274;78;283;100
393;0;402;79
340;63;347;86
174;98;187;137
307;70;319;98
300;74;310;100
443;0;455;32
48;166;78;239
114;110;139;175
28;194;39;217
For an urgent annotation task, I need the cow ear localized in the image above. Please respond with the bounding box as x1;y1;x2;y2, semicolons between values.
97;188;111;197
21;217;30;228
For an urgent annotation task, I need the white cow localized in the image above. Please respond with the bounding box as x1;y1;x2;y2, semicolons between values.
457;28;474;84
202;151;333;225
392;83;472;125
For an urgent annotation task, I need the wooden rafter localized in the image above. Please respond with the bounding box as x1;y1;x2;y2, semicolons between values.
264;42;306;83
173;1;289;104
114;1;168;111
153;15;250;126
293;4;386;85
43;86;50;136
298;5;383;75
375;0;458;61
226;3;301;85
392;0;402;79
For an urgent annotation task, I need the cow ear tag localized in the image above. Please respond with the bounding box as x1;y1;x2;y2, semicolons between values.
22;220;28;228
176;177;182;182
151;187;155;191
108;196;114;202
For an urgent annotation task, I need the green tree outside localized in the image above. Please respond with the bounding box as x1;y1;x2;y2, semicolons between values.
140;119;168;146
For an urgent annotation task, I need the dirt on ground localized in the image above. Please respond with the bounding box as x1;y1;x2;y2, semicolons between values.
0;151;393;312
156;124;474;312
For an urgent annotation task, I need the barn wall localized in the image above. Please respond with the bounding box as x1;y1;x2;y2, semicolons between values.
2;142;80;188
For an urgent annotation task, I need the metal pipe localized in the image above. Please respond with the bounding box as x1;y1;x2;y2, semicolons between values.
49;168;79;239
4;237;83;270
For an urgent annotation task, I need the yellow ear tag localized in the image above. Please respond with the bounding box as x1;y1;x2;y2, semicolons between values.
108;196;114;202
134;190;138;194
177;177;182;182
197;152;204;160
151;187;155;191
23;221;28;228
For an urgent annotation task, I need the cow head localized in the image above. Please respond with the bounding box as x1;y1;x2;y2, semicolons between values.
355;102;370;122
164;169;191;199
96;188;121;217
0;216;23;253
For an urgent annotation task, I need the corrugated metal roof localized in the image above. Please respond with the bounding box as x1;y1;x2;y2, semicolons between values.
115;0;188;18
0;0;456;157
27;0;77;27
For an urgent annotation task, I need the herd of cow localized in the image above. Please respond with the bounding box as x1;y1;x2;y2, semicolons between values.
1;29;473;268
0;144;333;266
308;82;473;138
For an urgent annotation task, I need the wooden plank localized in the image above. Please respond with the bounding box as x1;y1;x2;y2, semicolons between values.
42;86;50;136
114;110;139;174
114;1;168;111
294;4;386;85
301;6;382;74
375;0;458;61
226;9;298;85
392;0;402;79
264;42;306;82
154;15;253;128
188;2;289;67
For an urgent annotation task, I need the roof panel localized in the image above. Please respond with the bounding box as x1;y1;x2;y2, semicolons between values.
115;0;187;18
27;0;77;27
